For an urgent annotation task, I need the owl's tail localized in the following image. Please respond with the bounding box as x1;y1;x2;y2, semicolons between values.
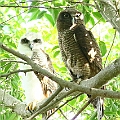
97;97;104;120
92;97;104;120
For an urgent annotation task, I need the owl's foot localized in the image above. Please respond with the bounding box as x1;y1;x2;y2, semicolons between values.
26;100;38;111
76;78;82;84
71;78;82;84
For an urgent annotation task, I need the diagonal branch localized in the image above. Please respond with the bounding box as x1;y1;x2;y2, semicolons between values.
0;42;120;90
47;93;83;119
0;42;120;119
71;98;93;120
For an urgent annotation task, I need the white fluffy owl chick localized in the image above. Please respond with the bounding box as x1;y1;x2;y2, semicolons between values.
17;32;46;110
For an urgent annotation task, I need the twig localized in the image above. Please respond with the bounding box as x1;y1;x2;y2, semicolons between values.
0;5;76;9
0;9;28;24
71;98;93;120
90;17;103;30
59;108;68;120
37;86;63;110
47;93;83;119
0;59;27;64
70;1;95;8
19;0;52;4
0;69;33;78
27;89;75;120
104;30;116;67
13;0;20;6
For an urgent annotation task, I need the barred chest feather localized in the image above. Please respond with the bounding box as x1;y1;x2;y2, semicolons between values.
58;30;91;80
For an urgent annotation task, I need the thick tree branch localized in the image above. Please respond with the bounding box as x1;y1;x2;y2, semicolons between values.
0;42;120;118
0;89;30;118
94;0;120;33
0;42;120;90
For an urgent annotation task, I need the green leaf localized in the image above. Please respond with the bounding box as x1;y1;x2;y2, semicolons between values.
79;94;86;101
44;13;55;26
31;1;39;6
105;111;116;115
84;12;90;24
99;41;107;57
69;99;76;106
3;53;10;58
59;67;67;72
37;11;46;19
52;45;59;51
28;8;39;13
89;112;97;120
29;9;40;21
117;110;120;116
53;50;60;58
92;12;102;20
49;9;60;22
5;63;11;72
90;16;95;26
8;113;16;120
92;12;105;22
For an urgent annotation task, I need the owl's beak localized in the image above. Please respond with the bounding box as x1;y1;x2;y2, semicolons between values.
72;17;75;25
29;43;33;50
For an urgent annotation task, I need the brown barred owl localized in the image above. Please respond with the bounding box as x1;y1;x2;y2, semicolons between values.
56;8;103;120
18;32;57;118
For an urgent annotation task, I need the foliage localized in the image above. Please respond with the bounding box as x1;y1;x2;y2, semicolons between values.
0;0;120;120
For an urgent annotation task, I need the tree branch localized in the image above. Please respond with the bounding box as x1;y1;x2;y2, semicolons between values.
71;98;93;120
0;89;30;118
0;59;27;64
47;93;83;119
0;5;76;9
0;69;33;78
94;0;120;33
0;42;120;119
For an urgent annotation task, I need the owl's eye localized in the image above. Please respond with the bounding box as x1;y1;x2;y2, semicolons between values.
33;39;41;43
21;38;29;44
63;13;70;18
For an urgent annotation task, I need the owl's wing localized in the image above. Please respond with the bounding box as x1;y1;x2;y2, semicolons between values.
31;49;57;97
40;52;57;97
74;24;104;120
74;24;102;77
46;53;55;74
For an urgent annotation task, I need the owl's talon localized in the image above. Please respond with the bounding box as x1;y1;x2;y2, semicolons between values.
26;101;38;112
71;78;82;84
76;78;82;84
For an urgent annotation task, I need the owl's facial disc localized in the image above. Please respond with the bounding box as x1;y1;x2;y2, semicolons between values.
59;12;72;24
21;38;42;50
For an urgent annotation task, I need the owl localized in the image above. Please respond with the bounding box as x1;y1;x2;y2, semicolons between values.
56;8;103;120
17;32;57;117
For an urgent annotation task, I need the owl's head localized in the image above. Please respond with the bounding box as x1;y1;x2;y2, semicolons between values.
57;8;83;31
18;32;43;57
